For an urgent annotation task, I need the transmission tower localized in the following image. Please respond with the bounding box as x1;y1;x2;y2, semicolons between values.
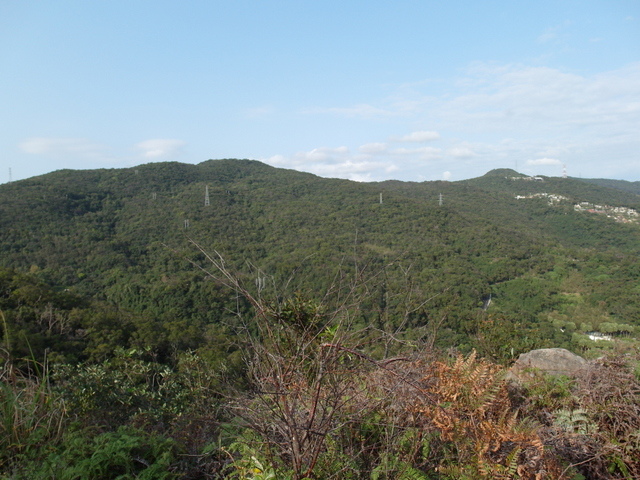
562;164;567;179
438;193;443;206
204;185;210;206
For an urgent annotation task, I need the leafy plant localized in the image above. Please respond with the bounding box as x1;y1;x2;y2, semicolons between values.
225;435;292;480
32;426;177;480
554;408;596;434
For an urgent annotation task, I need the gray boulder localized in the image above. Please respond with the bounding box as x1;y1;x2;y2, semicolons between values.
507;348;587;383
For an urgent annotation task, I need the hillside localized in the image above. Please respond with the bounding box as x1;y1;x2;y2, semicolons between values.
577;176;640;195
1;159;639;364
2;159;640;479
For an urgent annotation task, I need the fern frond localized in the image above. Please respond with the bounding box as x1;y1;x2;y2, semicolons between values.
504;446;521;478
398;464;431;480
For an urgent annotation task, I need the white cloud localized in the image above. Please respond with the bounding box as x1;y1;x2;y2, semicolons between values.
359;142;388;154
136;139;186;159
393;130;441;142
294;149;330;163
447;146;475;158
312;160;383;175
392;146;442;159
268;62;640;182
20;137;106;158
442;171;452;180
289;146;349;163
19;137;189;165
262;146;397;181
527;157;561;166
447;62;640;135
265;154;288;165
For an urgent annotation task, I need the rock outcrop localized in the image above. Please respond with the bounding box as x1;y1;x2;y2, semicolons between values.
507;348;587;383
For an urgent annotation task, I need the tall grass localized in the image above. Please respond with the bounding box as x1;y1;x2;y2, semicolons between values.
0;378;66;467
1;309;67;472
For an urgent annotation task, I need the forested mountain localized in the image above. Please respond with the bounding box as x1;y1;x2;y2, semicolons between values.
1;160;639;363
577;176;640;195
2;159;640;478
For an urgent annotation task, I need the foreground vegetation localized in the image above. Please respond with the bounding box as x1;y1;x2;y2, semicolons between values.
2;272;640;479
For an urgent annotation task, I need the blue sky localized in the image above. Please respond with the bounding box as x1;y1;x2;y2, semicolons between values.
1;1;639;183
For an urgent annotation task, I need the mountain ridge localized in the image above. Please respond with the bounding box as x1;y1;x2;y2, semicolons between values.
1;158;639;364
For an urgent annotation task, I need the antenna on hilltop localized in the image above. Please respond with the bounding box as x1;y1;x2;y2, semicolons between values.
439;193;443;206
204;185;210;206
379;193;383;204
8;168;12;183
562;164;567;179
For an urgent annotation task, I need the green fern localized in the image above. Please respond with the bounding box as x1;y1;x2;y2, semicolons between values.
371;459;432;480
503;446;521;478
398;465;432;480
554;408;596;434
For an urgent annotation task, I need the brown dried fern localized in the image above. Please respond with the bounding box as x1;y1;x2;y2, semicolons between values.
418;352;559;479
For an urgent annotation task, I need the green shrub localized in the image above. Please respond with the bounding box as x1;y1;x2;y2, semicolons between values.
53;348;192;428
30;426;177;480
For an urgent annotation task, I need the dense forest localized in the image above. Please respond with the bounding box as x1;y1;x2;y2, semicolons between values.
1;159;639;478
